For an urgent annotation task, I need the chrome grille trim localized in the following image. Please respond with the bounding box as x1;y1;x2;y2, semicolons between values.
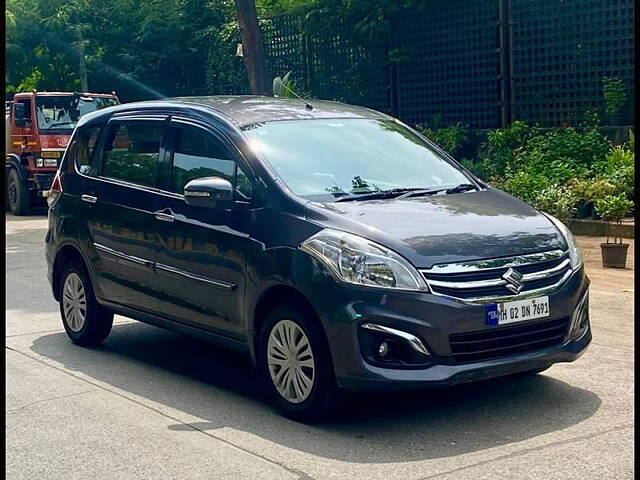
420;250;574;304
425;249;566;275
425;258;572;289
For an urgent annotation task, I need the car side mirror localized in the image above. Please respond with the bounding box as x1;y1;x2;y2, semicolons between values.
184;176;233;208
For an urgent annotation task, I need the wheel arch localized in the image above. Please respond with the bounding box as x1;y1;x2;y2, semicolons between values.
51;242;94;302
249;283;323;366
5;154;27;181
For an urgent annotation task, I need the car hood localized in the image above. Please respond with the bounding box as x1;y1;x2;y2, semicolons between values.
304;188;566;269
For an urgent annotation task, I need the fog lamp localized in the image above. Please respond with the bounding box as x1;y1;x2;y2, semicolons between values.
378;341;390;358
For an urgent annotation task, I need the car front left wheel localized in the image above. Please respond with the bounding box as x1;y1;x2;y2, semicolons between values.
59;261;113;346
259;302;338;422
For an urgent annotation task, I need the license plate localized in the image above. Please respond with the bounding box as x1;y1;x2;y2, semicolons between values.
485;296;550;325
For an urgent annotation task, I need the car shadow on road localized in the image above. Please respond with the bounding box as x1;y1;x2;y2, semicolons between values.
30;322;601;463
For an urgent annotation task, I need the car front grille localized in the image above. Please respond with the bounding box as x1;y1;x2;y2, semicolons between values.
449;317;570;363
420;250;572;301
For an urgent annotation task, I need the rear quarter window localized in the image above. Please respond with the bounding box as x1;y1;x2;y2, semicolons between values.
74;126;103;176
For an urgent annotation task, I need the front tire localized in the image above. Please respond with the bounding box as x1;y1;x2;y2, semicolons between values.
59;261;113;346
259;302;338;422
7;168;29;215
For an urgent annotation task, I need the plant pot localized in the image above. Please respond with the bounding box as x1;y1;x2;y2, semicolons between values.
575;201;593;219
601;242;629;268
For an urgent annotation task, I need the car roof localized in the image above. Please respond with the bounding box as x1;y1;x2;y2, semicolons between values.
81;95;389;128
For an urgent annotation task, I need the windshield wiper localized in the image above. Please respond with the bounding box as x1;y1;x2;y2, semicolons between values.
396;183;478;200
334;184;478;203
335;187;426;202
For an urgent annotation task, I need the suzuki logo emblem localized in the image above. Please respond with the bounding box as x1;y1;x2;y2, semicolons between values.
502;267;524;294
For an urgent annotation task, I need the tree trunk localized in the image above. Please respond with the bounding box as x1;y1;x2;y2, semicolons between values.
234;0;271;95
78;40;88;92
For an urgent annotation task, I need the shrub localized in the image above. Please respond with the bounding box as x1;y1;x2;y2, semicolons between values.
435;120;629;221
480;120;532;178
569;178;617;204
500;171;552;205
593;144;635;199
512;127;608;182
461;158;495;182
532;186;578;220
418;123;470;158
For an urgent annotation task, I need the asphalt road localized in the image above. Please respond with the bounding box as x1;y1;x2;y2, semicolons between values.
5;213;634;479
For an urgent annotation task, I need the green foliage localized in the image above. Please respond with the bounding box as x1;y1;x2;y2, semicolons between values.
505;127;608;185
5;0;237;101
500;171;551;205
569;178;617;204
460;119;632;221
532;186;577;220
594;194;633;223
592;144;635;199
602;77;627;116
273;71;292;96
417;123;469;158
480;121;533;179
272;70;310;99
583;109;601;127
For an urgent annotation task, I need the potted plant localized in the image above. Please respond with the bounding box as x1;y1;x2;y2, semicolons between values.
594;194;634;268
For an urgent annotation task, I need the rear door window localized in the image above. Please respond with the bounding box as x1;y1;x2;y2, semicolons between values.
102;122;163;188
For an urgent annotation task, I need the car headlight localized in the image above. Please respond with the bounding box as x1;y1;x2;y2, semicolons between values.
300;229;429;291
544;214;583;270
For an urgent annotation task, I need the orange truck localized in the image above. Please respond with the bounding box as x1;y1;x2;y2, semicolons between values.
5;90;119;214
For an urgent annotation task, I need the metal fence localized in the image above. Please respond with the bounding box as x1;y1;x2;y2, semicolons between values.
255;0;634;129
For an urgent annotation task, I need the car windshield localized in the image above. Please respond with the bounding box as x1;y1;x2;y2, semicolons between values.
36;96;118;132
243;118;471;200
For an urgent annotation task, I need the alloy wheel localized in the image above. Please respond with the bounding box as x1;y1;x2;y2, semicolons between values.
267;319;315;404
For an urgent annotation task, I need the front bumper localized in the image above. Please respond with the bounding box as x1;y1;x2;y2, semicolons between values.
308;264;591;391
338;326;590;391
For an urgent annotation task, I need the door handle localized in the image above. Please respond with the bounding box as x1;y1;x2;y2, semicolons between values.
154;209;175;222
81;194;97;204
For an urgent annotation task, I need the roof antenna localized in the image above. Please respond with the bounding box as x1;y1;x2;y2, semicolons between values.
275;77;313;111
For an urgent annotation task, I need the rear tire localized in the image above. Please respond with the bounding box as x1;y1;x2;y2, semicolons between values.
7;168;29;215
59;261;113;346
259;302;339;422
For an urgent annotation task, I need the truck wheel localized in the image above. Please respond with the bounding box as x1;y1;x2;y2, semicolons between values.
59;261;114;346
7;168;29;215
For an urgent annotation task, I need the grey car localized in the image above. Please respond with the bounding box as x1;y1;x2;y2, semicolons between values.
45;96;591;421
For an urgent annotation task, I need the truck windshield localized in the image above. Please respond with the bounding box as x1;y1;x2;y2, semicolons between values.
243;118;471;200
36;96;118;132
